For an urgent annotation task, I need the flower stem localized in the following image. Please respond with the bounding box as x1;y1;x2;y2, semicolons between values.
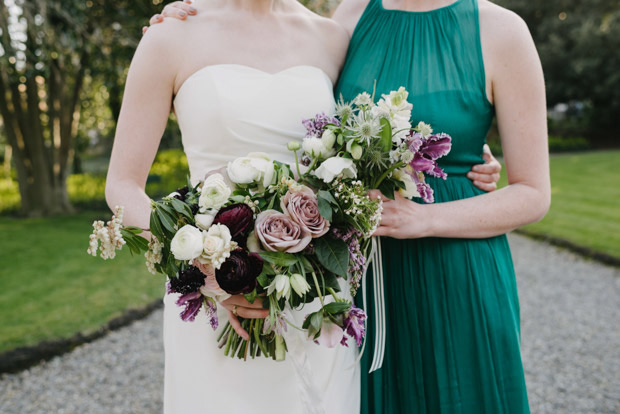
293;149;302;180
310;271;325;307
373;161;405;189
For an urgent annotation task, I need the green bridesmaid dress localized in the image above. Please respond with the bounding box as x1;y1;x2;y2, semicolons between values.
334;0;530;412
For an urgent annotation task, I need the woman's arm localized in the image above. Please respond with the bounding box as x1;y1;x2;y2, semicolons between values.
105;26;178;229
373;9;550;239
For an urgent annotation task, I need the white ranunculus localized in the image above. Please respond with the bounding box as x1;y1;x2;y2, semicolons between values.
393;168;420;199
290;273;311;297
170;225;204;261
303;137;334;159
194;213;216;230
416;121;433;138
227;152;275;188
199;224;236;269
314;156;357;183
199;173;232;213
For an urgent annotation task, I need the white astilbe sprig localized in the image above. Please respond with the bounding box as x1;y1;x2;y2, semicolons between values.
145;237;163;274
87;206;126;260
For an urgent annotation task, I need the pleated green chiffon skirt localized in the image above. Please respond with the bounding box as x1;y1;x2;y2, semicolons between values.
360;177;530;413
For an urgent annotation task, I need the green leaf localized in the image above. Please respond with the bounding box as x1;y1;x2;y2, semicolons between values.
378;179;396;200
244;289;258;304
169;198;194;219
149;209;164;241
317;197;332;221
259;251;298;267
379;117;393;152
317;190;338;205
156;206;177;234
257;273;271;288
322;302;351;315
314;237;349;278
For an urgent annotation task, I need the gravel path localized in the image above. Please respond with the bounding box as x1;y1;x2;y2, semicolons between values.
1;233;618;413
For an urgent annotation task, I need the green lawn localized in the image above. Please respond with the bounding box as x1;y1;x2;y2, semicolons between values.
0;212;165;353
499;150;620;258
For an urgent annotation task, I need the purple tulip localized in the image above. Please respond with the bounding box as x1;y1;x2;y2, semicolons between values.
176;291;203;322
343;305;367;347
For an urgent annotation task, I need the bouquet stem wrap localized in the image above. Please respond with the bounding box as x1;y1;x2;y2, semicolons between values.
364;236;386;373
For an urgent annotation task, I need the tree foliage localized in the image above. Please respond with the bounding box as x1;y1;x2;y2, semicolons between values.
495;0;620;138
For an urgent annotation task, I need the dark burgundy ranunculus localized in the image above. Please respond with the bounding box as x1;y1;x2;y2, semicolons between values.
174;186;190;201
213;203;255;246
215;249;263;295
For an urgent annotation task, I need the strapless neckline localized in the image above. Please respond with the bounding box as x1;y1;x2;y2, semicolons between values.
174;64;333;104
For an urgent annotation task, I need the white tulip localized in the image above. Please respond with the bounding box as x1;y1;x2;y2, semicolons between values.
303;137;334;159
393;168;420;199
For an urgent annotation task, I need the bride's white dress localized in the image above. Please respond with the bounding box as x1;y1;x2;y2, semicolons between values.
164;64;360;414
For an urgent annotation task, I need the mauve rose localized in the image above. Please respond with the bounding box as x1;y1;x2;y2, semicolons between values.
280;186;330;238
213;203;254;246
215;249;263;295
255;210;312;253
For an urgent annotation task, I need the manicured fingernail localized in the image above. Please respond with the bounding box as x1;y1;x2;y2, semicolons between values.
179;11;187;17
472;166;480;172
189;7;196;13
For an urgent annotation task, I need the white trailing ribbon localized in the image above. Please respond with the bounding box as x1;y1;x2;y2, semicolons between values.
362;236;386;373
282;308;326;414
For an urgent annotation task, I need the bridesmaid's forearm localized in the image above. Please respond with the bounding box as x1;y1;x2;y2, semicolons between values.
423;183;550;239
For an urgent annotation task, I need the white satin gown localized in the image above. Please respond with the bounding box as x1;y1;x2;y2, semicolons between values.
164;64;360;414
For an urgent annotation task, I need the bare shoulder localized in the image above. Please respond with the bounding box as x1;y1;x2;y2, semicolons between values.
332;0;371;36
478;0;534;54
293;4;349;49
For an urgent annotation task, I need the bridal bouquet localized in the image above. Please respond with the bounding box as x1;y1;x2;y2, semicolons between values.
88;86;451;361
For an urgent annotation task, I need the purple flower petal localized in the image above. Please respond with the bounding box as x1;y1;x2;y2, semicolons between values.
176;291;203;322
343;305;367;347
420;133;452;160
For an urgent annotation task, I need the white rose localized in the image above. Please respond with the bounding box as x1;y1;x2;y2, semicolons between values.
416;121;433;137
393;168;420;199
314;156;357;183
194;213;216;230
198;223;236;269
170;225;204;261
303;137;334;159
199;173;231;213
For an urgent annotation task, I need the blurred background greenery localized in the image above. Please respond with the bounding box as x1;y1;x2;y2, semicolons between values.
0;0;618;353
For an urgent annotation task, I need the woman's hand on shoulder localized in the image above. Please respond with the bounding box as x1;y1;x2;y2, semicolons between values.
468;144;501;192
143;0;197;34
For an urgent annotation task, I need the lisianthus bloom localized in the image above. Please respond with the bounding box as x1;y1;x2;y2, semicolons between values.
255;210;312;253
280;185;330;238
315;319;344;348
215;249;263;295
213;203;255;246
314;156;357;183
